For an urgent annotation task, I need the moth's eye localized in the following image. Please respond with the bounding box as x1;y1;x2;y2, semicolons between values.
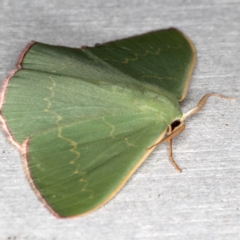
171;120;181;131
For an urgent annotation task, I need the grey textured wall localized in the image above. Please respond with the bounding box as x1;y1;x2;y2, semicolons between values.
0;1;239;240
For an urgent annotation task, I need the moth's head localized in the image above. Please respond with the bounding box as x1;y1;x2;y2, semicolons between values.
168;116;186;142
170;119;184;132
170;110;191;134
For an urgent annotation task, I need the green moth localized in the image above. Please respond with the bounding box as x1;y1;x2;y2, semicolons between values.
0;28;232;218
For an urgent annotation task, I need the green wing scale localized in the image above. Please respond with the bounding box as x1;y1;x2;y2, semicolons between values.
85;28;196;101
0;28;196;217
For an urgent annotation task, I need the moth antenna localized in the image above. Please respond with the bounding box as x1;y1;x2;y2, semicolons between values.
183;93;236;120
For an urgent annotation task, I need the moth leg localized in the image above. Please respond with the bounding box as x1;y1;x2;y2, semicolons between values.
168;126;182;173
147;123;185;172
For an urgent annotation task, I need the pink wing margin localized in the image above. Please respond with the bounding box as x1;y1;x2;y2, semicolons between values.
0;42;62;218
0;42;36;151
